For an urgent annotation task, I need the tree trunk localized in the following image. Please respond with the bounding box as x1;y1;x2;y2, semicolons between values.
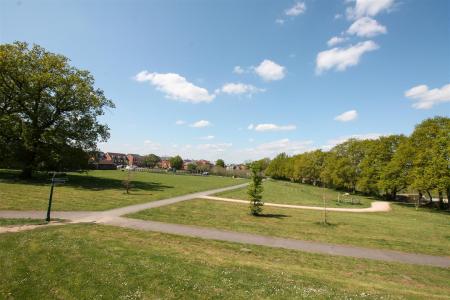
20;150;37;179
426;190;433;202
438;190;444;210
447;187;450;210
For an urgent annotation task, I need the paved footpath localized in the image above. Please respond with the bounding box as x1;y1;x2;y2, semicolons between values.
1;182;449;268
201;196;391;212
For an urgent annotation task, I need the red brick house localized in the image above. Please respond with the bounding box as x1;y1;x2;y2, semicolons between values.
156;156;171;169
127;154;145;167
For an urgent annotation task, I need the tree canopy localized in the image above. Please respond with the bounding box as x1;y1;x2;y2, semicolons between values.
264;117;450;209
215;159;225;168
0;42;114;177
143;154;161;168
169;155;183;170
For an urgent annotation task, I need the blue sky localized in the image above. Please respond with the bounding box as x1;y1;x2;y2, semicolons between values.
1;0;449;163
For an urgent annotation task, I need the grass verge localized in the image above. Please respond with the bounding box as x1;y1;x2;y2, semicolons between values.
0;224;449;299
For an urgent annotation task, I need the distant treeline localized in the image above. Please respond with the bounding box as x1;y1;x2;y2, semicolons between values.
264;116;450;209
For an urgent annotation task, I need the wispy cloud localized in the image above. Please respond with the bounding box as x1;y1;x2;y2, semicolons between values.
249;123;297;132
347;17;387;37
190;120;212;128
334;110;358;122
285;2;306;16
216;83;265;97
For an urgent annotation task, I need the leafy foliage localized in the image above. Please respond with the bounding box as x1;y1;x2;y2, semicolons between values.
215;159;225;168
169;155;184;170
247;162;264;215
264;117;450;209
0;42;114;177
143;154;161;168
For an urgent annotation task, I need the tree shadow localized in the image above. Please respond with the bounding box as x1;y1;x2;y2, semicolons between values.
313;221;339;227
395;202;450;215
0;169;173;192
254;213;289;219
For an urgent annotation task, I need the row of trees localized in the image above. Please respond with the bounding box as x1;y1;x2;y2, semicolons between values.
0;42;114;178
265;117;450;209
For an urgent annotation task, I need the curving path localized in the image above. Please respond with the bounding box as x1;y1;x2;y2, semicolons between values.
1;182;449;268
200;195;391;212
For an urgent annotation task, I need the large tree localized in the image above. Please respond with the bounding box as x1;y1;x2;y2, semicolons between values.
409;117;450;208
0;42;114;177
359;135;406;196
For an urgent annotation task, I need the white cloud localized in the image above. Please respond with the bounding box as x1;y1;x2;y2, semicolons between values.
197;143;232;152
323;133;384;150
316;40;379;74
347;17;387;37
285;2;306;16
335;13;343;19
199;135;215;140
334;110;358;122
405;83;450;109
216;83;265;96
175;120;186;125
346;0;395;19
190;120;212;128
249;123;297;132
135;70;215;103
233;66;245;74
254;60;286;81
245;139;313;158
327;36;347;47
275;18;285;25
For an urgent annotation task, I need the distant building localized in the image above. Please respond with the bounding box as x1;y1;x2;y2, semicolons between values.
104;152;128;166
182;159;195;170
158;156;172;169
127;154;145;167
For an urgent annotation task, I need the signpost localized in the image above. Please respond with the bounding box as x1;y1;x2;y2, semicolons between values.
46;173;67;222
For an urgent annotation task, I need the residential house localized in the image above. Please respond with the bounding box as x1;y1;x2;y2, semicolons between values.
158;156;172;169
104;152;128;166
127;154;145;167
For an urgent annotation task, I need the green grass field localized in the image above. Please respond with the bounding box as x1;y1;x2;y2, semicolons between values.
216;179;373;208
129;199;450;256
0;170;246;211
1;224;449;299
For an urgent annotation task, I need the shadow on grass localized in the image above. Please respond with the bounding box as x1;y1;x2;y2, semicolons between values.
394;202;450;215
313;221;339;227
254;213;290;219
0;169;173;193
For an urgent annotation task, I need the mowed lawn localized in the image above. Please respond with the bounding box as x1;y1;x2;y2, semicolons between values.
217;179;373;208
0;218;44;226
0;170;246;211
129;199;450;256
1;224;449;299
